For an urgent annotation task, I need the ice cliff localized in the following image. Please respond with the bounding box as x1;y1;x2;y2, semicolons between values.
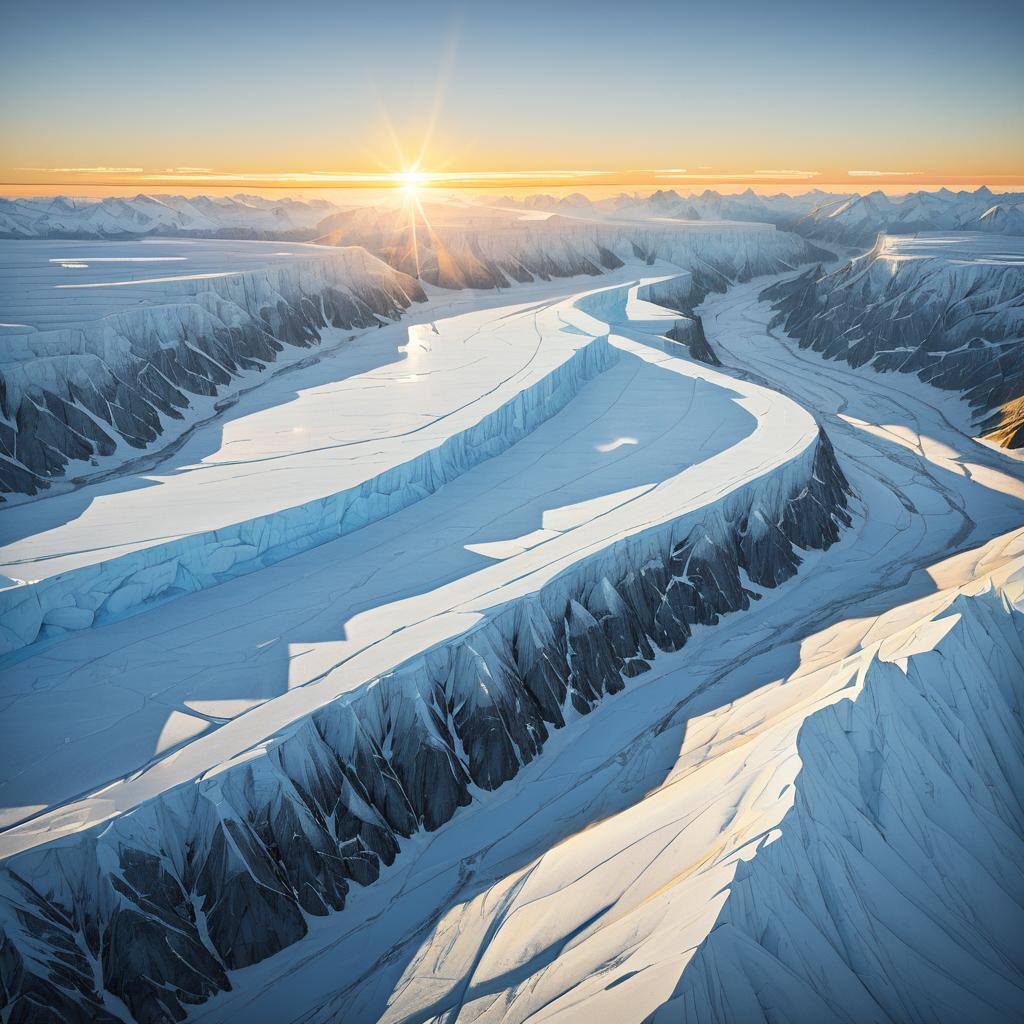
762;233;1024;447
0;329;618;654
0;245;426;498
317;210;831;291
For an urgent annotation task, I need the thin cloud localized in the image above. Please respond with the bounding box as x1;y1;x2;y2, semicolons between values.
164;167;213;174
656;170;819;180
754;169;820;178
137;169;612;185
17;166;145;174
848;170;922;177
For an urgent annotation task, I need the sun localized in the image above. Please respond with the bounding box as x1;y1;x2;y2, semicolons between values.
397;170;428;194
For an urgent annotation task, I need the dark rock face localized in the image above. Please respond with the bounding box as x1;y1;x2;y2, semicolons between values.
0;265;426;499
0;432;851;1024
637;275;723;366
665;317;722;366
762;250;1024;448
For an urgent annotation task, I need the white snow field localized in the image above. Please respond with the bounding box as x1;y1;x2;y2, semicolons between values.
0;230;1021;1024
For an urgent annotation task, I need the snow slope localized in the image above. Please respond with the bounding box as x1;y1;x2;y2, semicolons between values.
0;275;852;1023
185;275;1024;1024
762;233;1024;447
0;239;425;497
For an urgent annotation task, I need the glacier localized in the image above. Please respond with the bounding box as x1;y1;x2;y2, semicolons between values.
0;290;617;653
0;221;823;500
0;239;425;497
0;197;1022;1024
0;273;854;1024
201;272;1024;1024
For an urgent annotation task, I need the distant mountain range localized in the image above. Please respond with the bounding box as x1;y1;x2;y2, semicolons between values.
0;193;338;240
2;186;1021;255
486;186;1024;245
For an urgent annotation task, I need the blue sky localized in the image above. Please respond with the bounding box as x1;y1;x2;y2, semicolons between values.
3;0;1022;188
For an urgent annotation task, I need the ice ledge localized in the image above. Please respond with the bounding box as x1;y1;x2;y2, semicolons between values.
0;330;619;655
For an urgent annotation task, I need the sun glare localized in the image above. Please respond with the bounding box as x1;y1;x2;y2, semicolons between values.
398;170;427;194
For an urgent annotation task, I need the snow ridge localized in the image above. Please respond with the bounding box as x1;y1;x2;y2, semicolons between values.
0;429;851;1024
651;573;1024;1023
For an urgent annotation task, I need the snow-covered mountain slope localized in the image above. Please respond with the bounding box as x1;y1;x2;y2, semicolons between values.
208;275;1024;1024
316;207;830;290
0;195;338;240
0;276;853;1024
0;239;425;498
651;565;1024;1024
793;187;1024;247
762;233;1024;447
